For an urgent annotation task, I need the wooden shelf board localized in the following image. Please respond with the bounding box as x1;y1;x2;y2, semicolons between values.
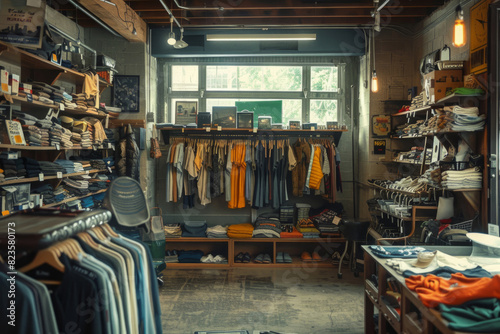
42;188;108;208
164;263;230;269
0;168;113;186
392;105;431;117
165;238;230;242
0;144;106;151
160;127;347;134
434;93;484;105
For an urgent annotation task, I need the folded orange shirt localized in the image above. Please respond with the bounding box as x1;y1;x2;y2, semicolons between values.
405;273;500;308
227;223;254;238
280;226;304;238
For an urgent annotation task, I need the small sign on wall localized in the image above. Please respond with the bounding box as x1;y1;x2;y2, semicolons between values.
374;140;386;155
372;115;391;137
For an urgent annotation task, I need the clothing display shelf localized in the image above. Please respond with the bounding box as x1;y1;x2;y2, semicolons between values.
0;208;111;250
160;128;347;147
363;245;480;334
0;167;114;186
42;188;108;209
164;237;346;269
0;40;110;88
391;94;483;117
0;93;114;120
0;143;114;151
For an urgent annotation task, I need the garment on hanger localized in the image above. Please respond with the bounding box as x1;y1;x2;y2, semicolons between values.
229;142;246;209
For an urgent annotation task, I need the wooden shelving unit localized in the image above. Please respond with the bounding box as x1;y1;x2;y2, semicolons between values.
43;188;108;208
0;167;114;186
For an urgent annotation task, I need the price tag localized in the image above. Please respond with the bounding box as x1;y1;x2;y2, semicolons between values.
38;173;44;181
55;143;60;150
253;128;257;133
217;126;222;131
107;167;112;173
332;216;341;225
59;103;65;111
311;126;315;131
205;127;211;132
26;93;33;102
57;172;63;179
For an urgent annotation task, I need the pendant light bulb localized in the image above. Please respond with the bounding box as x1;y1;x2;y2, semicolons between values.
371;70;379;93
453;6;466;47
167;16;176;45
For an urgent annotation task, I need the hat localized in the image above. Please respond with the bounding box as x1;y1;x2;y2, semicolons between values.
412;251;437;268
73;120;87;133
59;116;74;129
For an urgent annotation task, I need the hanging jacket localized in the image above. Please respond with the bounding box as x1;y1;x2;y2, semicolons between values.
116;124;140;181
292;141;311;196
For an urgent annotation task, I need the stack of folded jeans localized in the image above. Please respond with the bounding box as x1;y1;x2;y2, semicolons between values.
0;158;26;180
60;128;73;148
49;126;62;147
39;161;65;176
71;132;81;146
40;128;49;146
55;160;76;174
81;131;92;147
64;177;89;195
441;167;482;190
72;93;87;110
32;184;55;204
92;191;106;207
53;186;67;203
104;129;115;145
252;217;281;238
80;196;94;209
22;157;42;178
206;225;228;238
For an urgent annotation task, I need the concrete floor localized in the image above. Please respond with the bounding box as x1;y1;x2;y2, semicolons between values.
159;267;365;334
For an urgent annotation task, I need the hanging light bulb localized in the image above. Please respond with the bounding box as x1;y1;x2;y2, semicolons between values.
371;70;379;93
167;16;176;45
453;5;466;47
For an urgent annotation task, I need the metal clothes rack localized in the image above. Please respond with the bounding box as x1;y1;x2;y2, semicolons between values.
0;209;112;250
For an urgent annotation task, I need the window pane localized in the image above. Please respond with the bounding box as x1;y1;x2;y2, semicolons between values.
282;100;302;127
206;66;302;91
172;65;199;91
310;99;337;124
311;66;338;92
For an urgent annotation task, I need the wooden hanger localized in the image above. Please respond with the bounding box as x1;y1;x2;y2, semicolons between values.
19;245;65;275
89;227;108;241
100;224;120;238
77;231;101;248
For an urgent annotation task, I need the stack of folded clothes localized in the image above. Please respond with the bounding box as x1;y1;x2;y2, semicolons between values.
164;224;182;238
55;159;76;174
31;82;55;105
32;184;55;204
71;132;82;147
280;226;304;238
441;167;482;190
104;129;115;146
66;199;82;210
39;161;65;176
22;125;42;146
102;156;114;168
0;168;4;182
22;157;42;178
449;106;486;132
181;221;207;237
252;217;281;238
80;196;94;209
49;125;62;147
296;219;321;238
164;250;179;263
72;93;88;111
177;250;204;263
60;128;73;148
63;178;89;196
0;158;26;180
206;225;228;238
311;209;341;235
92;191;107;207
40;128;49;146
81;131;92;147
73;162;84;173
227;223;254;238
53;186;67;203
90;159;107;170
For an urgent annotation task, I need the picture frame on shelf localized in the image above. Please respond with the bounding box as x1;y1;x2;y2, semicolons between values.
113;75;140;112
175;101;198;124
289;120;301;130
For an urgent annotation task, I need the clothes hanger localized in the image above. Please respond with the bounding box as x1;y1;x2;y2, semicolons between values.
19;244;65;276
89;226;108;241
77;231;101;248
101;224;120;238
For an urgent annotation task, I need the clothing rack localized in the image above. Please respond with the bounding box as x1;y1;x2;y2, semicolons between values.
0;209;112;250
159;128;346;146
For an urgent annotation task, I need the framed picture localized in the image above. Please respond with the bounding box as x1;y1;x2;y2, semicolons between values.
289;120;301;130
0;0;45;49
175;101;197;124
113;75;140;112
212;106;236;128
372;115;391;137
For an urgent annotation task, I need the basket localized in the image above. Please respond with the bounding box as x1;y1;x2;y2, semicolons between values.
467;233;500;257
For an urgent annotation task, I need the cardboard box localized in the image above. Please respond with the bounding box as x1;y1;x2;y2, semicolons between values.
423;69;463;104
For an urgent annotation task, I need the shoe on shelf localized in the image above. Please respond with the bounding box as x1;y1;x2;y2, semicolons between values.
242;252;251;263
262;254;271;264
283;253;293;263
213;255;227;263
276;252;284;263
301;251;313;262
312;252;322;262
234;252;244;263
254;254;264;263
201;254;214;263
166;250;172;256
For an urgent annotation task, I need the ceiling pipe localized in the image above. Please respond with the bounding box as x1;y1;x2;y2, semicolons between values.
66;0;124;38
173;0;223;11
157;0;182;28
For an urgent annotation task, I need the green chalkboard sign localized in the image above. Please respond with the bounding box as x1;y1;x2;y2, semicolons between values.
235;101;282;128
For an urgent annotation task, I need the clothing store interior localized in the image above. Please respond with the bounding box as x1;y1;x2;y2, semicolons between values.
1;0;500;333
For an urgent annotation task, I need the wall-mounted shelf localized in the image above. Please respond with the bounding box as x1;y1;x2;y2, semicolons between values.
42;188;108;208
0;167;113;186
0;144;112;151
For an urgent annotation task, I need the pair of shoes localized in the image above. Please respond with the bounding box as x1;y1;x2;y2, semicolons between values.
235;252;251;263
254;253;271;264
201;254;228;263
301;251;322;262
277;252;293;263
165;249;178;257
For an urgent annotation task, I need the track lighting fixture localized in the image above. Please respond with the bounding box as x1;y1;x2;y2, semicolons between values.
167;16;176;45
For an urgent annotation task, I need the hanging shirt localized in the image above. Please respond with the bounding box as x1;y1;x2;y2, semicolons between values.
229;143;246;209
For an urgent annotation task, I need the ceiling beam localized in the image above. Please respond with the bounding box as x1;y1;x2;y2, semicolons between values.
75;0;147;43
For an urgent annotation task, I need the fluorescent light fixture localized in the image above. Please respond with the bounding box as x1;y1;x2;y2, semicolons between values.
206;34;316;41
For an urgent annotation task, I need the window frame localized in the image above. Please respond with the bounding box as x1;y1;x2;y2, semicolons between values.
165;61;345;125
